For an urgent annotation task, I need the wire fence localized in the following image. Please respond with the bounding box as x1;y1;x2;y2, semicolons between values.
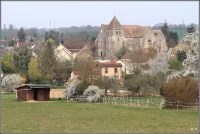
102;96;199;110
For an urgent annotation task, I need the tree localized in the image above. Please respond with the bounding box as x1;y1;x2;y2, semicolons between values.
13;47;32;75
61;38;64;44
176;50;187;62
28;57;42;84
124;75;144;96
29;36;33;42
8;40;14;47
33;33;37;38
169;31;178;44
168;60;183;71
95;76;112;96
116;45;130;59
1;61;15;74
17;27;26;42
1;74;22;92
9;24;14;30
187;24;196;33
39;38;57;83
149;54;169;75
161;21;178;48
167;28;199;80
162;77;198;108
161;21;170;43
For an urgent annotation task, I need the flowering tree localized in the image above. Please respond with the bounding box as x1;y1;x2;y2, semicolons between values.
167;28;199;81
62;79;82;99
149;54;169;75
83;85;101;102
1;74;22;92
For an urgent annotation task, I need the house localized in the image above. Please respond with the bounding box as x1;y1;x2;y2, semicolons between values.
75;44;94;61
95;16;168;60
71;70;100;81
120;49;156;74
15;84;54;101
30;41;44;57
54;44;72;61
16;42;29;48
97;61;122;79
71;61;123;80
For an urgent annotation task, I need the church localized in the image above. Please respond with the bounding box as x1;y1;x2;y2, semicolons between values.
95;16;168;60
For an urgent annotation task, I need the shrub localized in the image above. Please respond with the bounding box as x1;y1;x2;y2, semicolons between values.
168;60;183;71
162;77;198;108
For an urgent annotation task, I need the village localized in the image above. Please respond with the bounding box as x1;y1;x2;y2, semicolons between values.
1;1;199;132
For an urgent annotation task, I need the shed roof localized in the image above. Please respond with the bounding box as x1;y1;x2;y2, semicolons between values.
15;84;54;90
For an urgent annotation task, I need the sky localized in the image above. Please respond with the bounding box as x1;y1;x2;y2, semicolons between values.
1;1;199;29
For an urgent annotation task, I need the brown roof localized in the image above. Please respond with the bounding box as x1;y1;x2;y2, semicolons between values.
121;53;132;59
153;30;166;39
121;49;156;63
122;25;140;38
17;42;28;48
122;25;150;38
106;16;123;30
76;45;93;58
64;41;87;49
97;62;122;67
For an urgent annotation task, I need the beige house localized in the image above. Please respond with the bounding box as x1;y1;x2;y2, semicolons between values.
96;16;168;60
97;61;122;79
54;44;72;61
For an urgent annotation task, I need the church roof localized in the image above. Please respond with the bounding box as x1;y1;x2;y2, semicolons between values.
106;16;123;30
153;30;166;39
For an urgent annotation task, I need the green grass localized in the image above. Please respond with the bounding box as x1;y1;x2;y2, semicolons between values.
1;93;198;133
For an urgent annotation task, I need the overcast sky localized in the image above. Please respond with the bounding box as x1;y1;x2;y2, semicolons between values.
1;1;199;29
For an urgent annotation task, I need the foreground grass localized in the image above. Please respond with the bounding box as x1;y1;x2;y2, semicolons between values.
1;93;198;133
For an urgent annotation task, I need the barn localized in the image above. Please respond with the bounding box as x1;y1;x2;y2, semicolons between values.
15;84;54;101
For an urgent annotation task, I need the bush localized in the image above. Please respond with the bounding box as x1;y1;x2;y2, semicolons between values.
162;77;198;108
168;60;183;71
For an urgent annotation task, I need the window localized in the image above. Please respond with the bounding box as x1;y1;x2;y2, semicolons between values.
116;31;118;34
105;68;108;73
118;38;119;41
114;68;118;73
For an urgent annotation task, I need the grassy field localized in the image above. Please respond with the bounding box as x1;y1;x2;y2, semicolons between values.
1;93;198;133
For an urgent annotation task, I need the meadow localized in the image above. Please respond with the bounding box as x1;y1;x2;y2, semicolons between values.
1;93;198;133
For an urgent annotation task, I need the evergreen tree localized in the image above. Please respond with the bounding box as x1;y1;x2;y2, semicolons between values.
30;36;34;42
187;24;196;33
17;27;26;42
161;21;170;43
39;38;57;83
61;38;64;44
177;50;187;62
13;47;32;75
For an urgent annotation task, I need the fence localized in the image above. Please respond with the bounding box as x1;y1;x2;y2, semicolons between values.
102;96;199;110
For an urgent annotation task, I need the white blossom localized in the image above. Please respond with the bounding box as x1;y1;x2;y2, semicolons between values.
1;74;22;92
62;79;82;98
83;85;101;102
149;54;169;74
168;28;199;80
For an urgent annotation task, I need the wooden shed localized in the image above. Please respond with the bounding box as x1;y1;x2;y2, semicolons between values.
15;84;54;101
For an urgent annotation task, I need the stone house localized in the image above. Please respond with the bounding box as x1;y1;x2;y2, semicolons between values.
95;16;168;60
119;49;156;74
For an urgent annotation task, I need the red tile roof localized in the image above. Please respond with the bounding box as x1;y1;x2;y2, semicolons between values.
17;42;28;48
